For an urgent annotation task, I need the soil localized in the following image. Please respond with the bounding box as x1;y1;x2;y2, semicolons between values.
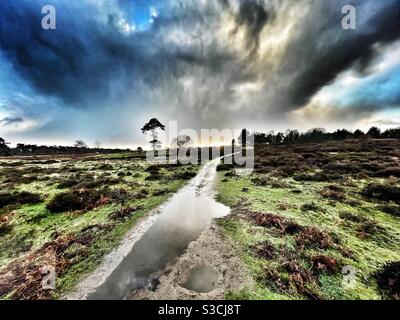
127;223;254;300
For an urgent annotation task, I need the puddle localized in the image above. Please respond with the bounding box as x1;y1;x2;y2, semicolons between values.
87;158;230;300
181;264;219;293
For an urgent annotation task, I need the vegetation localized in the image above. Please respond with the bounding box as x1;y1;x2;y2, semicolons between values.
0;154;198;299
1;129;400;300
251;126;400;145
217;139;400;300
0;140;132;157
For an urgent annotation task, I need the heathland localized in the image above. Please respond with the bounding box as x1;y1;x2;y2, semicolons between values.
0;153;198;299
0;139;399;300
216;139;400;300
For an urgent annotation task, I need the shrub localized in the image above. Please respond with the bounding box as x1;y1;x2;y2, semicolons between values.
57;178;80;189
296;227;332;249
255;241;278;260
224;171;236;177
311;255;339;274
153;189;168;196
339;211;367;223
0;193;14;208
276;165;300;177
46;191;87;213
379;205;400;217
362;184;400;202
0;221;12;236
251;175;270;186
356;220;384;239
375;261;400;300
322;163;359;174
0;192;42;209
320;185;346;201
300;202;321;212
145;165;161;173
250;212;286;230
145;172;162;181
76;176;121;189
97;163;114;170
16;192;42;205
284;221;306;235
46;189;117;213
109;206;143;221
294;172;341;182
282;260;313;290
376;167;400;178
173;171;196;180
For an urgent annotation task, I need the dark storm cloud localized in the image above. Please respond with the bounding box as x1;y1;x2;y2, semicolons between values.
0;0;399;136
0;1;180;106
233;1;269;54
278;0;400;110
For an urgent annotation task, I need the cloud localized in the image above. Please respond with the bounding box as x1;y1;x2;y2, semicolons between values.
0;0;399;145
372;119;400;126
0;117;23;126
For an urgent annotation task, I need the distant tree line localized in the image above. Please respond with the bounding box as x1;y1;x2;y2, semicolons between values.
0;138;132;156
247;126;400;145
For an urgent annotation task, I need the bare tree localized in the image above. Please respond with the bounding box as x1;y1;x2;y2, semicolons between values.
172;135;192;149
94;140;102;149
74;140;88;148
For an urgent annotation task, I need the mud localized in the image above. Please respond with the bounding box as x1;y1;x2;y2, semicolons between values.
128;224;254;300
66;158;235;300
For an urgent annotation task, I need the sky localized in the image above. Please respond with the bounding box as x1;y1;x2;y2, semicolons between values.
0;0;399;148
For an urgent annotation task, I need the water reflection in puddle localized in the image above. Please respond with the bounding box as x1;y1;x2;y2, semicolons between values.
88;159;230;300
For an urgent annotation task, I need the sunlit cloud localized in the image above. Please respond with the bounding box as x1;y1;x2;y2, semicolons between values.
0;0;399;146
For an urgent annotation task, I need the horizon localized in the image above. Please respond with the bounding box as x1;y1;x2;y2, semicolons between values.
1;124;398;150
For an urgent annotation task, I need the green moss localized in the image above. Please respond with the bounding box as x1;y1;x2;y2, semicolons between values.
0;156;199;299
216;170;400;300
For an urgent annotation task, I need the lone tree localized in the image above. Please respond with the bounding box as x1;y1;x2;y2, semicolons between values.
172;135;192;150
141;118;165;151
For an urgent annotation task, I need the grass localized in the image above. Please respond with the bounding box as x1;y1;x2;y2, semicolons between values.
216;140;400;300
0;154;199;299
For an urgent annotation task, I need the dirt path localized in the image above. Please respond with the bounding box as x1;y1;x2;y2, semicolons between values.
66;158;251;300
128;223;254;300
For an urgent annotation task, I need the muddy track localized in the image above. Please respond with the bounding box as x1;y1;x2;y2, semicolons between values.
128;223;254;300
65;158;250;300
